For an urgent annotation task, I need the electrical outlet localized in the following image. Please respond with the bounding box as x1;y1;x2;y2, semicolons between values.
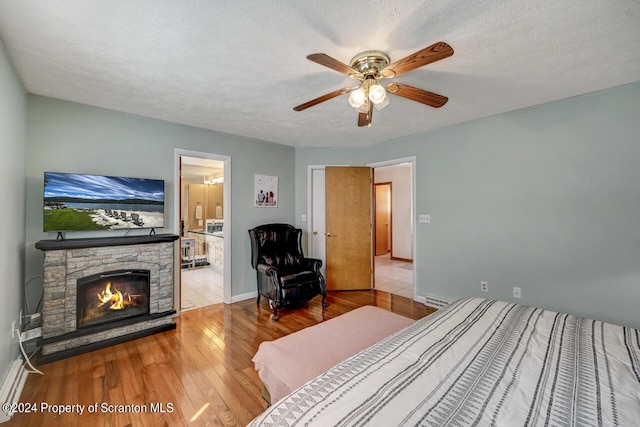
513;287;522;299
301;214;307;222
418;214;431;223
11;321;16;339
480;281;488;292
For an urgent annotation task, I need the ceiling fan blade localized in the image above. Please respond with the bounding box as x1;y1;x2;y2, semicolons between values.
381;42;453;78
386;83;448;108
293;87;352;111
307;53;362;78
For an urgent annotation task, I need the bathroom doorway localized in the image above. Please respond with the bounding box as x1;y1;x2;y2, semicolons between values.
175;150;231;312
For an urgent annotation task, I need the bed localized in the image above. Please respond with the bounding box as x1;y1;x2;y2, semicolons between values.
248;297;640;426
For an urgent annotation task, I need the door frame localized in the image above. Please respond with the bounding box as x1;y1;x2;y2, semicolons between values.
307;165;325;262
174;148;232;311
368;156;417;300
308;166;326;277
374;181;392;256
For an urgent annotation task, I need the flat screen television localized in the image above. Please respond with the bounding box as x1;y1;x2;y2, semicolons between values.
44;172;165;232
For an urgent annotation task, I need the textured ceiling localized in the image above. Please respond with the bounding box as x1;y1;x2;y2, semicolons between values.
1;1;639;148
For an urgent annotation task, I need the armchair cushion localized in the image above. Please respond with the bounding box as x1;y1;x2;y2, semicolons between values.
279;271;319;287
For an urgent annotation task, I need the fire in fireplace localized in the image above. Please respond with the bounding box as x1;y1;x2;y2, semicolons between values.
77;269;150;329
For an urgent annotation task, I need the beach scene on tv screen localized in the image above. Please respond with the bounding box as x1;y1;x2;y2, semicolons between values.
44;172;164;231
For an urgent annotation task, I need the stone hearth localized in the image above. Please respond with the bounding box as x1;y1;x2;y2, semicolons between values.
36;234;179;364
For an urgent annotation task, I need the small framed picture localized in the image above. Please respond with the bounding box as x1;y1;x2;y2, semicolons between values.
254;175;278;207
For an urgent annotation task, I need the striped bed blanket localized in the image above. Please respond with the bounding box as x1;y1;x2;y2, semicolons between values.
248;297;640;426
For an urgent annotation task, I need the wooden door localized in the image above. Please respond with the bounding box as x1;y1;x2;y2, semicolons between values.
375;183;391;256
325;166;372;290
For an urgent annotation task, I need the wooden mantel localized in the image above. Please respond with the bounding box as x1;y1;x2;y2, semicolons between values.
35;233;179;251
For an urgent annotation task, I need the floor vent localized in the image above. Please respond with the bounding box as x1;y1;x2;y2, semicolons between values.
424;295;451;309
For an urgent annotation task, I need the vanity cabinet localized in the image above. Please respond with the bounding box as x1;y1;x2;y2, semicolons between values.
206;234;224;267
185;230;223;267
186;231;207;257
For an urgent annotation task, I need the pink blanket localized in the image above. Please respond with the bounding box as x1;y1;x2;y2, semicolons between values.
252;305;415;403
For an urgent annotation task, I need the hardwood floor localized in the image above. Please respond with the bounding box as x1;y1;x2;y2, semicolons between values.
8;290;436;427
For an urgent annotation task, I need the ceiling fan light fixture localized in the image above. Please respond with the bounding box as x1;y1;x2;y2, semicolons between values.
373;94;390;110
368;83;387;105
356;99;370;113
348;87;366;108
295;42;453;125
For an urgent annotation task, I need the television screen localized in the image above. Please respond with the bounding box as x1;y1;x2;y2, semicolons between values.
44;172;165;232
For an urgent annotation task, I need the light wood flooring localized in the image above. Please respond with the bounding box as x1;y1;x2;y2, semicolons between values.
8;290;436;427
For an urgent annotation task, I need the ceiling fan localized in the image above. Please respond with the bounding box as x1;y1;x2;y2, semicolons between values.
293;42;453;127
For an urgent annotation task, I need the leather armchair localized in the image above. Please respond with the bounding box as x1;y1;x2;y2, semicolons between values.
249;224;327;320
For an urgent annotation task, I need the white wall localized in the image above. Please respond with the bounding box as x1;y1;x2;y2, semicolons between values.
374;165;412;260
0;39;27;386
296;82;640;329
25;95;296;300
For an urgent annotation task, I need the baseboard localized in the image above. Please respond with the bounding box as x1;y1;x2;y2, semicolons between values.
390;256;413;262
0;358;29;423
231;291;257;303
422;294;452;309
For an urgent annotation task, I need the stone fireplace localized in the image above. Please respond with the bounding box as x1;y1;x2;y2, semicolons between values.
36;234;179;364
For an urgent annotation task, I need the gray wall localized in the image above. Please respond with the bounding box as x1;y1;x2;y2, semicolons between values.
0;40;27;385
25;96;296;300
295;82;640;329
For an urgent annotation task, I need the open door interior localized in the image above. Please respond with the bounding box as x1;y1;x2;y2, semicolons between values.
325;166;373;290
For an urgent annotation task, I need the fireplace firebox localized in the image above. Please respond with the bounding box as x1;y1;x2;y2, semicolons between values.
77;269;151;329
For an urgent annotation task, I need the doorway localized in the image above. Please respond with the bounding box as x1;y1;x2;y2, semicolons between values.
308;160;415;298
371;160;415;299
174;150;231;313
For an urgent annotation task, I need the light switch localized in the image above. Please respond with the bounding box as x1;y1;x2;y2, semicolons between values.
419;214;431;223
301;214;307;222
